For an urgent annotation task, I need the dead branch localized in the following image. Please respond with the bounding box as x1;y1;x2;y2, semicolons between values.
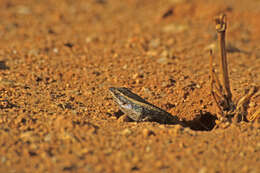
214;14;233;111
210;14;259;124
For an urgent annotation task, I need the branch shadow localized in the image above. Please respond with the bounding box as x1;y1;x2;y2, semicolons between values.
182;112;217;131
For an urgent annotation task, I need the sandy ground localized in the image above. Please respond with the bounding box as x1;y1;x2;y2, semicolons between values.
0;0;259;172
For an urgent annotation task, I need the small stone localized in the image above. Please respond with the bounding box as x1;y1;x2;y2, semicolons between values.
145;146;151;152
1;156;6;163
158;125;166;129
53;48;59;53
196;84;201;89
17;6;31;15
249;102;256;107
166;38;175;45
20;131;33;140
85;36;99;43
132;73;139;79
123;64;128;69
149;39;160;48
142;129;155;137
146;50;158;57
113;53;119;58
104;148;113;155
184;128;196;136
132;156;140;164
257;142;260;148
44;133;52;142
155;161;163;168
142;87;151;95
239;152;245;157
161;81;168;87
157;57;168;64
198;167;207;173
162;23;188;33
221;121;231;129
121;128;132;136
161;50;169;58
85;37;92;43
169;0;185;3
169;124;184;135
179;142;186;148
232;68;238;72
28;49;39;56
135;79;142;84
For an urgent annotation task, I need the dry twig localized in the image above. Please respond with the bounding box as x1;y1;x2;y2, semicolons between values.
209;14;259;124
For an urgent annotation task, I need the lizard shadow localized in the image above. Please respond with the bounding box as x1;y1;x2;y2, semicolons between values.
157;111;217;131
114;110;217;131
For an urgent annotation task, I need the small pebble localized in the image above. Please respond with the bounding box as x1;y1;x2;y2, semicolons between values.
157;57;168;64
142;87;152;95
249;102;256;107
17;6;31;15
198;167;207;173
1;156;6;163
146;50;158;57
169;125;184;135
158;125;166;129
53;48;59;53
162;23;188;33
145;146;151;152
123;64;128;69
132;73;139;79
196;84;201;89
149;39;160;48
142;129;155;137
44;134;52;142
155;161;163;168
121;128;132;136
161;50;169;58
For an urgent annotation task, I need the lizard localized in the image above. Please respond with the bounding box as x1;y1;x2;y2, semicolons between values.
109;87;186;125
